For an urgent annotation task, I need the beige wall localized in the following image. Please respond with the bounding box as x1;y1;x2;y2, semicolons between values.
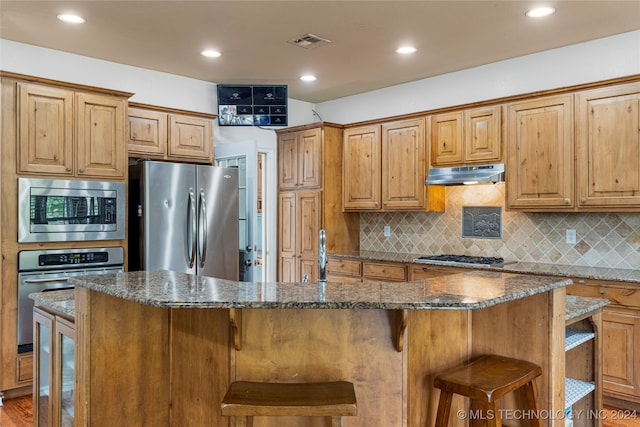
360;184;640;269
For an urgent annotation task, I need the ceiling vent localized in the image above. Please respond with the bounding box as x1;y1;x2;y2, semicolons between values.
287;33;331;49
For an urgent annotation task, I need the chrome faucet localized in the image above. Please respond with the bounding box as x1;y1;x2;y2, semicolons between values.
318;229;328;283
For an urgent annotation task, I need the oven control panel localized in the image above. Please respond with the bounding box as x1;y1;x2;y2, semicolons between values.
39;251;110;266
18;247;124;271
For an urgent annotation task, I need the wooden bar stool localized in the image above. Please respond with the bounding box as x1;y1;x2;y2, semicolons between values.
221;381;357;427
433;355;542;427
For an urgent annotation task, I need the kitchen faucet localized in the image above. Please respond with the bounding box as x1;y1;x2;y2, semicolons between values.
318;229;327;283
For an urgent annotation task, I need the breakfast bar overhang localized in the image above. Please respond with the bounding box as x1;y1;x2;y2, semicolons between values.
71;269;573;427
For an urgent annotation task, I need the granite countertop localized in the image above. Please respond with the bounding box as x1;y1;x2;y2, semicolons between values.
330;251;640;284
566;295;610;322
68;269;570;310
30;289;75;319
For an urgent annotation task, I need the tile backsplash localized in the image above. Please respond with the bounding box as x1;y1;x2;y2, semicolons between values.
360;183;640;269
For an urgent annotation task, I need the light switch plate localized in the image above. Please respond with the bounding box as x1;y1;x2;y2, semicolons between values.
383;225;391;237
566;229;577;245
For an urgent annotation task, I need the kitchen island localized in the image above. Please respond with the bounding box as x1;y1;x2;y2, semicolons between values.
71;269;572;427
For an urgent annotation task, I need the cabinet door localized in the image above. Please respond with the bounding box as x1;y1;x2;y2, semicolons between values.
576;83;640;208
34;307;55;427
127;107;167;158
431;111;463;165
506;95;574;209
464;105;502;163
297;190;321;282
298;128;322;188
76;92;126;178
168;114;213;163
382;118;426;210
278;192;296;280
18;83;74;175
343;125;381;210
602;307;640;401
55;317;75;427
278;132;298;189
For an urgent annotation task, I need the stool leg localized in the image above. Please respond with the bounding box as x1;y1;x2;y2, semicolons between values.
524;380;542;427
435;390;454;427
234;416;253;427
330;416;343;427
485;401;502;427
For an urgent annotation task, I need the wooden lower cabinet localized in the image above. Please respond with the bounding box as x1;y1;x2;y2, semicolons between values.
568;280;640;409
363;261;407;282
33;306;75;427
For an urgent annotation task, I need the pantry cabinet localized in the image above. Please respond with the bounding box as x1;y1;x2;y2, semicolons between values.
276;123;359;282
430;106;502;166
506;94;574;210
343;118;444;212
128;104;214;164
18;83;128;179
575;82;640;208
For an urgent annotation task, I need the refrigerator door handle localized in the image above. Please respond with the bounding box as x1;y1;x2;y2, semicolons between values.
187;189;197;268
198;190;208;268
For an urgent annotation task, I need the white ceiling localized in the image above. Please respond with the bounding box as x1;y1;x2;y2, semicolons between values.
1;1;639;103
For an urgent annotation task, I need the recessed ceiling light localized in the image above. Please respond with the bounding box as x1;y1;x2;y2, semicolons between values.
525;7;555;18
396;46;417;55
57;13;86;24
300;74;317;82
201;50;221;58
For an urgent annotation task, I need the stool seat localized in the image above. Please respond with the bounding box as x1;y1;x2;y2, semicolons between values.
221;381;357;427
433;355;542;427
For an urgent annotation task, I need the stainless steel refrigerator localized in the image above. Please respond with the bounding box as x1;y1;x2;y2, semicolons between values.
129;160;239;280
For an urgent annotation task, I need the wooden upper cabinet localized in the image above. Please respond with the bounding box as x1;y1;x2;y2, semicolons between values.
506;94;574;210
464;106;502;163
76;92;126;179
382;118;426;210
342;124;381;210
576;82;640;208
168;113;213;162
17;83;127;179
18;83;74;175
278;128;322;190
431;106;501;166
431;112;463;165
127;105;214;164
127;107;167;158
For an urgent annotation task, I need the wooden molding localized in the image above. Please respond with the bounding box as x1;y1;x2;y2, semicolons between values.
229;308;242;351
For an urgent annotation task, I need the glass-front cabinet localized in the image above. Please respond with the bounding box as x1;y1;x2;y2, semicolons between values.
33;306;75;427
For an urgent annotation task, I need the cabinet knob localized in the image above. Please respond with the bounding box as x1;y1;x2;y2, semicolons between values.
564;199;570;205
580;198;586;204
66;167;72;172
599;289;605;295
381;269;385;272
79;168;85;173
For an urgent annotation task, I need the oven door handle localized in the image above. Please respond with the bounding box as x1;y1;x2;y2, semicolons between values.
22;278;70;284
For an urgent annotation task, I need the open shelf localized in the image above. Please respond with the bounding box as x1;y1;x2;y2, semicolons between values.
566;377;595;408
565;328;595;352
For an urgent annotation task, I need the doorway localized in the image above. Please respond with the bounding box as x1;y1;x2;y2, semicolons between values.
215;141;276;282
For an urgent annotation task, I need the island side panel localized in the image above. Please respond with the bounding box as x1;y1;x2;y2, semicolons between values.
407;310;470;427
470;288;566;427
75;287;172;426
169;307;232;426
232;308;404;427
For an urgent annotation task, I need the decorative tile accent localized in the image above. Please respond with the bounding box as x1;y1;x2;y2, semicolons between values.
361;183;640;269
462;206;502;239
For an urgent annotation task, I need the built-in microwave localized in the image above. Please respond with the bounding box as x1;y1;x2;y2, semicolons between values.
18;178;126;242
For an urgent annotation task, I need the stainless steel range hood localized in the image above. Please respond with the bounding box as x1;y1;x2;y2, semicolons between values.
425;163;505;185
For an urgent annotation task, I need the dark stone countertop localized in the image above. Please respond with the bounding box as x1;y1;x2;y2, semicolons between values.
65;269;571;310
329;251;640;284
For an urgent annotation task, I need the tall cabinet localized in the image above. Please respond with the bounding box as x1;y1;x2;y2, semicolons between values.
277;123;359;282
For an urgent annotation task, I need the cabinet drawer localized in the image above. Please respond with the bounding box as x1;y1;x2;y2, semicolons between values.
409;265;464;280
568;281;640;308
17;352;33;382
327;259;362;277
363;262;407;281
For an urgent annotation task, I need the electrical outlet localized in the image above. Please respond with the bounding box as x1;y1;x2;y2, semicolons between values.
383;225;391;237
566;229;577;245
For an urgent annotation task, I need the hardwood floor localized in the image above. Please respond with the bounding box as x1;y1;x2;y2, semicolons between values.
0;394;638;426
0;394;33;427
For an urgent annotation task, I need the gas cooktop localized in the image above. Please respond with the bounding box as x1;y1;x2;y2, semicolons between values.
412;254;513;267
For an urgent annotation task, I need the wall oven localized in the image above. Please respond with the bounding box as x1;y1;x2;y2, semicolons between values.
17;247;124;353
18;178;125;243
